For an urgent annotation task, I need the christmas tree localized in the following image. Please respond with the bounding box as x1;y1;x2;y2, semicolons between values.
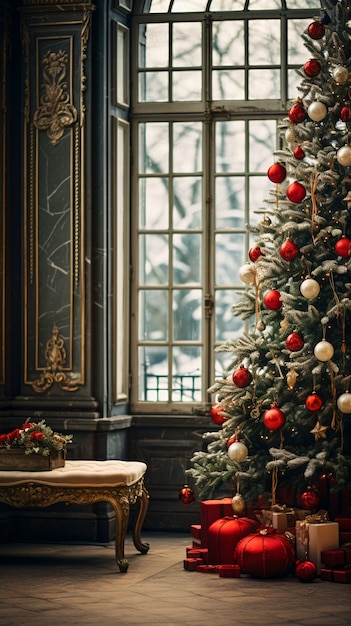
187;0;351;513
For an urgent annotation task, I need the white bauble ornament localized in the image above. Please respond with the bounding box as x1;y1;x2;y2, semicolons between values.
300;277;320;300
314;339;334;362
285;127;295;144
239;263;256;285
308;101;327;122
336;145;351;167
332;65;349;84
337;392;351;414
231;493;246;514
228;441;248;462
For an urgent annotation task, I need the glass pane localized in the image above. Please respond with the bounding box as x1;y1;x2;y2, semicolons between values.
212;69;245;100
173;234;201;284
249;20;280;65
216;121;245;172
212;21;244;67
139;71;168;102
215;177;245;229
249;176;272;225
171;0;207;10
173;22;202;67
138;290;168;340
249;120;277;172
215;233;246;285
139;178;169;229
249;69;280;99
288;69;300;100
173;121;202;173
139;234;169;285
210;1;246;13
247;0;282;11
288;19;313;65
172;70;202;101
138;346;168;402
173;289;202;341
215;289;244;342
139;122;169;174
148;0;170;12
173;177;202;229
172;346;201;402
139;23;169;68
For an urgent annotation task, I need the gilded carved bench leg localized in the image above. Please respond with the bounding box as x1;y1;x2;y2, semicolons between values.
111;493;130;573
133;486;150;554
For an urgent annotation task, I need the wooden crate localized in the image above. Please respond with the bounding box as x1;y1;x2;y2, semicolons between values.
0;448;66;471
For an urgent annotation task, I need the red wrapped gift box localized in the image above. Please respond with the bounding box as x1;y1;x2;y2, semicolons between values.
184;558;199;571
218;564;241;578
190;524;202;544
196;564;218;573
321;567;351;583
339;532;351;545
200;498;234;546
334;517;351;532
321;549;346;568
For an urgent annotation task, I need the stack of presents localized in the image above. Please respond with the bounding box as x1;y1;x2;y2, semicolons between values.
184;489;351;582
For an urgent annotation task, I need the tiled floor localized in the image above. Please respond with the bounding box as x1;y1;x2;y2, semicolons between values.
0;532;350;626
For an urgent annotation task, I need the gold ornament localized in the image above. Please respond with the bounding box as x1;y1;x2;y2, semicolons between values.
310;421;327;440
287;368;298;390
231;493;246;515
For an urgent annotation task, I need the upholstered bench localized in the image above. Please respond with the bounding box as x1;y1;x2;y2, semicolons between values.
0;460;149;572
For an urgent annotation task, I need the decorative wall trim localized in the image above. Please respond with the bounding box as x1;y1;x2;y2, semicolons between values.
21;4;94;394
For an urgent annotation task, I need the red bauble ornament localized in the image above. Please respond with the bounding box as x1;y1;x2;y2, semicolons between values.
303;59;321;77
285;331;304;352
263;405;285;431
227;434;239;448
267;163;286;184
340;106;351;122
178;485;195;505
208;516;259;565
210;403;227;425
235;529;295;578
307;21;325;40
263;289;282;310
305;392;323;412
295;560;317;582
232;365;252;388
286;181;306;204
300;487;320;511
294;145;305;160
279;239;299;261
288;102;306;123
249;246;263;262
334;236;351;258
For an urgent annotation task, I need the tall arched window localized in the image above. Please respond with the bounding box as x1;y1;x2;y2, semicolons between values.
112;0;321;414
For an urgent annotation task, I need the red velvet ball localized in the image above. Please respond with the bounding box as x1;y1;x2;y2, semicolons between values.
232;366;252;388
249;246;263;262
295;560;317;582
267;163;286;184
210;403;227;425
279;239;299;261
300;487;320;510
286;181;306;203
340;106;351;122
235;530;295;578
305;392;323;412
303;59;321;77
263;289;282;310
208;516;260;565
285;331;304;352
288;102;306;123
334;236;351;258
263;406;285;431
307;21;325;40
178;485;195;505
294;145;305;160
